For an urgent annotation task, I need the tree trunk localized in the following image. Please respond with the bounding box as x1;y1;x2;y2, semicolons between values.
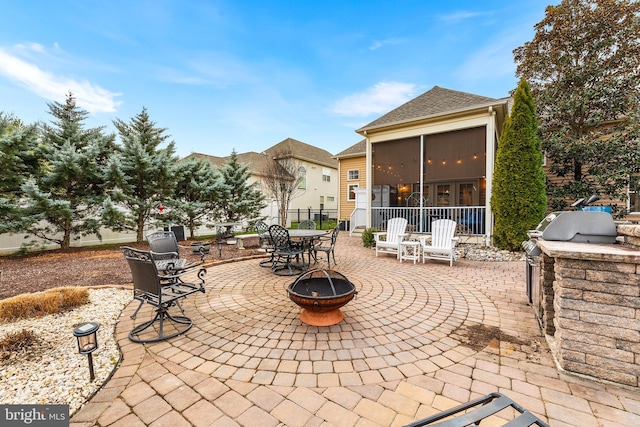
137;213;145;242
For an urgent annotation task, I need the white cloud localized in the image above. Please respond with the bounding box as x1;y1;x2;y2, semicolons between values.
438;11;490;24
0;46;121;113
330;81;420;117
369;37;405;51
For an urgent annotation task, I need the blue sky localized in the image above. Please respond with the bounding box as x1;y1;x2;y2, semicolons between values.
0;1;547;158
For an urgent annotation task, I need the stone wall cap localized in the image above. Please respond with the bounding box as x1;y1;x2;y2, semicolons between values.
537;239;640;263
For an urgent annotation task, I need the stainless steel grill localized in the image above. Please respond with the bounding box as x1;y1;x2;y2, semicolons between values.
522;198;617;328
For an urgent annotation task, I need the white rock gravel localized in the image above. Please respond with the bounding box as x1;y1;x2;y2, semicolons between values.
0;287;131;416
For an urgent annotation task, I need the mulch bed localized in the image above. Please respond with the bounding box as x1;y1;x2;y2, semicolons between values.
0;237;264;300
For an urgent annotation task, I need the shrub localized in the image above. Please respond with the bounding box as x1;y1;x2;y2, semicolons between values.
361;228;377;248
0;287;89;321
0;329;39;353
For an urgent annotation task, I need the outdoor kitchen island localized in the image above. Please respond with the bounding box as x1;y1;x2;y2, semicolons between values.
536;233;640;387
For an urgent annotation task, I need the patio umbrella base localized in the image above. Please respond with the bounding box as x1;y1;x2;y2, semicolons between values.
300;308;344;326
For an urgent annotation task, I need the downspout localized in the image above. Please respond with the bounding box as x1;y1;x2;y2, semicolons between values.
365;132;372;229
420;134;424;233
485;106;496;246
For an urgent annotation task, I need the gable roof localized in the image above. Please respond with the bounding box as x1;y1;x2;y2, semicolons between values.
334;139;366;159
357;86;507;133
264;137;338;168
181;151;273;177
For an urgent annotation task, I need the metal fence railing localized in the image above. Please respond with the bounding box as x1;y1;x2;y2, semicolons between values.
287;208;338;229
371;206;486;235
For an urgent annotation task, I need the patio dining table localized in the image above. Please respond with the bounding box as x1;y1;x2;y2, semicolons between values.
287;229;327;268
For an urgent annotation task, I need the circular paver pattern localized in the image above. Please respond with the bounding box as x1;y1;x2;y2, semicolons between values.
149;251;501;387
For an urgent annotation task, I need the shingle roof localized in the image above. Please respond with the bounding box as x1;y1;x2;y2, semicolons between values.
263;138;338;168
334;139;366;159
357;86;502;133
181;151;273;176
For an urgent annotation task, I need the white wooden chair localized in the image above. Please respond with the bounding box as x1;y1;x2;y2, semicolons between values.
373;217;408;258
419;219;458;266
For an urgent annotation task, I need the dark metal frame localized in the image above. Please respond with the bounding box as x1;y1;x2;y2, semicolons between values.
146;231;206;270
313;225;339;269
255;220;275;268
403;392;549;427
121;246;206;343
268;224;307;276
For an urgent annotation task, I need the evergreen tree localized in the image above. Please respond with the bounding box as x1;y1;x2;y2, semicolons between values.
102;107;178;242
0;113;40;234
169;158;222;238
491;78;547;251
20;93;115;249
217;150;265;224
514;0;640;210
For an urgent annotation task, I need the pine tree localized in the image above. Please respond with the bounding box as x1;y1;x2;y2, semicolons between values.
217;150;265;224
0;114;40;234
102;107;178;242
170;158;222;238
491;78;547;251
21;93;115;249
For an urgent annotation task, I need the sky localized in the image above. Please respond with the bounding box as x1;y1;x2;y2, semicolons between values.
0;0;548;158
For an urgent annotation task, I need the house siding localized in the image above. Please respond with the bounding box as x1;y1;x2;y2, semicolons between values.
338;156;366;221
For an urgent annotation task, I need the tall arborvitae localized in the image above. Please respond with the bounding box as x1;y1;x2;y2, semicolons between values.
491;78;547;250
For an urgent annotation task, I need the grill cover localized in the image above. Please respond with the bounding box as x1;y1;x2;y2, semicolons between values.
541;211;616;243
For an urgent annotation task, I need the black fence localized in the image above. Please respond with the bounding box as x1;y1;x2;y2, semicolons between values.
288;209;338;229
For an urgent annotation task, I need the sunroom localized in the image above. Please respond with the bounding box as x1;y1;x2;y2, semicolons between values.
354;86;510;245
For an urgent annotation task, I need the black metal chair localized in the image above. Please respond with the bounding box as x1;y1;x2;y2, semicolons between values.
269;224;306;276
313;225;339;268
403;392;549;427
146;231;205;272
298;219;316;230
121;246;206;343
255;220;275;268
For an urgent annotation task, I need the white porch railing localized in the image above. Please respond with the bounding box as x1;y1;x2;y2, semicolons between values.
349;208;367;235
371;206;486;235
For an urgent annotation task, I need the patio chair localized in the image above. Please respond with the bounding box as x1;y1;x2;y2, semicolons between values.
373;217;408;258
146;231;205;272
269;224;307;276
403;392;549;426
298;219;317;229
419;219;458;266
121;246;206;343
313;225;339;268
255;220;275;268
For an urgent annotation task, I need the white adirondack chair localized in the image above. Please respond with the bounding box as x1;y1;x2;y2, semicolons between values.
419;219;458;266
373;217;408;258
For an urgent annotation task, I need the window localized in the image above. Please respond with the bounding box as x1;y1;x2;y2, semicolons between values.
297;166;306;189
348;169;360;180
327;196;335;202
348;184;358;201
322;167;331;182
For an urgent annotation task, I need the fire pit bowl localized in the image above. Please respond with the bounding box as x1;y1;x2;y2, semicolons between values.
287;269;357;326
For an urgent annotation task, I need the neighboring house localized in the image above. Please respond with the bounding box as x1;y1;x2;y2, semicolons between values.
346;86;511;244
262;138;338;213
334;140;366;225
184;137;339;223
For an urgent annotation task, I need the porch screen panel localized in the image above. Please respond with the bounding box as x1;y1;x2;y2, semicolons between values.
423;127;486;181
371;137;420;187
372;137;420;207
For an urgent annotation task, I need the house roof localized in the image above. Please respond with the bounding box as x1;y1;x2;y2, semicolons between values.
181;151;273;177
357;86;508;134
263;138;338;168
334;139;366;159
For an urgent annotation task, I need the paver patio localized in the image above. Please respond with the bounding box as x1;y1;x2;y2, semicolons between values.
71;234;640;426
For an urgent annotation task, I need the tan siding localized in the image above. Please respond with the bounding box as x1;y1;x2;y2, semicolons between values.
338;156;367;221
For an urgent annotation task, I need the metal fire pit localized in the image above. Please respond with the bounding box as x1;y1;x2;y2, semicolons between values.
287;269;357;326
